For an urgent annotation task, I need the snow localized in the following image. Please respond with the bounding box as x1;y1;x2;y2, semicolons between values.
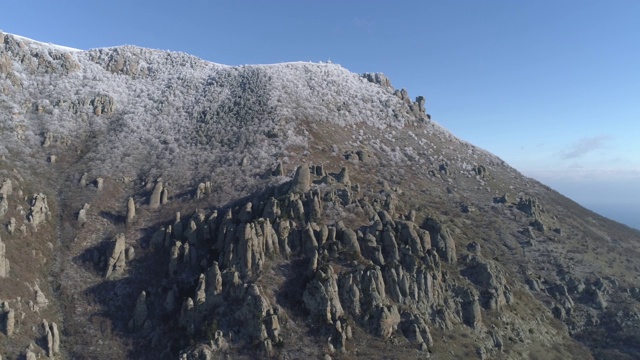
0;31;457;199
9;33;82;52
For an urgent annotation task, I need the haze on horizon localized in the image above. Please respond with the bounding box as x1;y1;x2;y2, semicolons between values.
1;0;638;229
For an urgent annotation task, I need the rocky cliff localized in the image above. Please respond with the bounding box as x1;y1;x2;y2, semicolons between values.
1;32;639;360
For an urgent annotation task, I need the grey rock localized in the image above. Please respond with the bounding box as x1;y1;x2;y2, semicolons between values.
303;265;344;324
362;72;392;88
0;236;9;278
272;162;284;176
34;283;49;308
0;179;12;197
336;167;350;186
105;233;127;278
161;188;169;205
0;195;7;219
262;197;281;222
459;287;482;330
126;197;136;225
127;291;149;331
291;165;311;193
1;302;14;336
7;217;16;235
195;182;206;200
149;181;163;209
50;321;60;355
77;203;90;226
95;177;104;190
370;305;400;339
27;193;50;229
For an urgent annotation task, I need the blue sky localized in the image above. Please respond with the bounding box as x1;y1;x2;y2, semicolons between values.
2;1;639;228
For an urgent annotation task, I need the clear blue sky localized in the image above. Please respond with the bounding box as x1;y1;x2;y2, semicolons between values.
2;1;639;228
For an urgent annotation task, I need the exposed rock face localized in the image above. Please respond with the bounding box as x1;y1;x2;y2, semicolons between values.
91;94;115;115
336;167;350;186
126;197;136;225
105;233;127;278
27;193;50;229
149;181;163;209
42;319;60;357
422;216;456;264
1;302;14;337
0;236;9;278
461;256;512;310
362;72;392;88
128;291;149;331
77;203;90;226
0;195;7;219
304;265;344;324
0;179;12;198
50;321;60;355
290;165;311;193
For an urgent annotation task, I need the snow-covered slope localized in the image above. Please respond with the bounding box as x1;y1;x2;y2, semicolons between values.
0;32;439;190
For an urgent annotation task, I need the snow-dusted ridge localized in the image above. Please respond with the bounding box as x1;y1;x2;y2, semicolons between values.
9;33;82;52
0;31;494;195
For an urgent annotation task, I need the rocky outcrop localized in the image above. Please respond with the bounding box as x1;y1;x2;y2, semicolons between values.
1;302;14;337
128;291;149;332
336;167;350;186
126;197;136;225
290;165;311;193
458;287;483;330
149;181;163;209
105;233;127;279
27;193;50;230
0;236;8;278
0;195;7;220
90;94;115;116
362;72;392;88
0;179;12;198
42;319;60;357
77;203;89;226
304;265;344;324
422;216;456;264
461;256;512;310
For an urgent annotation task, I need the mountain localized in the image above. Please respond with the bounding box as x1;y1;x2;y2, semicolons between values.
1;32;639;360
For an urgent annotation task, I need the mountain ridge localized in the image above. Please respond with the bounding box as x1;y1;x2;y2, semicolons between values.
1;31;639;360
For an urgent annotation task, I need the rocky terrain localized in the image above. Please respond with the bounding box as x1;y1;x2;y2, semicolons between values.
1;32;640;359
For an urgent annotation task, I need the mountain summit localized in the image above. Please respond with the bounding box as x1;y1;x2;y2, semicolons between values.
1;32;639;360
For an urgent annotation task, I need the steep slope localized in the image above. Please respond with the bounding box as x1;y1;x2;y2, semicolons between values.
1;32;639;360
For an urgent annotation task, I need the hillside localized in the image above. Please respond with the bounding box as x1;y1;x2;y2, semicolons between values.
1;32;640;360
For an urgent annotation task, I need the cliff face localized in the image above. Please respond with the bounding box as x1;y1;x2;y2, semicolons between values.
1;32;639;360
